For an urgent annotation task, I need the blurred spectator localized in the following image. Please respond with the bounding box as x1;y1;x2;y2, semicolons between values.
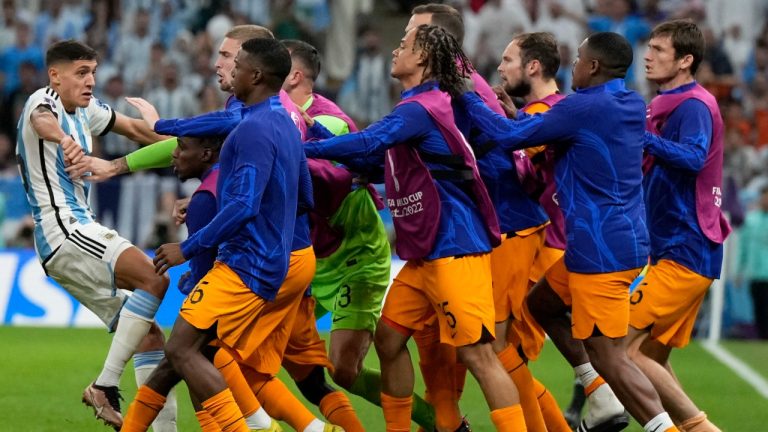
324;0;373;88
338;24;393;127
0;21;44;94
737;186;768;339
471;0;531;79
0;132;15;176
0;0;19;50
148;61;199;119
0;61;42;142
707;0;767;77
113;8;154;93
586;0;650;87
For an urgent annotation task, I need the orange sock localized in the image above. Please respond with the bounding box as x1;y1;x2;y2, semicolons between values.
244;368;316;431
122;385;166;432
490;404;527;432
382;393;413;432
201;388;249;432
532;378;570;432
584;375;606;397
665;428;681;432
214;349;260;418
196;409;222;432
680;412;721;432
414;324;461;431
498;346;546;432
319;391;365;432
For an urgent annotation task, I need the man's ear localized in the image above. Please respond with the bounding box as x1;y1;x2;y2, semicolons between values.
678;53;694;71
48;67;60;86
251;67;263;86
589;58;600;76
201;148;213;163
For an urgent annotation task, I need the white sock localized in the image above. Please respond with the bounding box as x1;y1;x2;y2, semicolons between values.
245;406;272;429
303;419;326;432
134;351;177;432
574;362;600;389
644;412;675;432
95;293;158;387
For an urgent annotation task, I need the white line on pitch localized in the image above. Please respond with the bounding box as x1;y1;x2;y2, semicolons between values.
701;340;768;399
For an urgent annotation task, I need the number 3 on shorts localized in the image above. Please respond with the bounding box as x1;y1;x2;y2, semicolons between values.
337;284;352;309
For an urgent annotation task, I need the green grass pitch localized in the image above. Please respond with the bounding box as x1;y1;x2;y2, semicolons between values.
1;327;766;431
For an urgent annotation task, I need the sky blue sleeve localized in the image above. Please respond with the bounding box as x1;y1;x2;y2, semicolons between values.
644;99;712;172
180;127;275;258
154;106;242;137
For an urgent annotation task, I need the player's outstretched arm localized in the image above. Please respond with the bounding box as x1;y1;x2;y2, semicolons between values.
66;137;177;181
30;106;84;165
110;110;169;145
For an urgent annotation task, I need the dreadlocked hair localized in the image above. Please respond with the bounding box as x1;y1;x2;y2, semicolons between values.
413;24;473;98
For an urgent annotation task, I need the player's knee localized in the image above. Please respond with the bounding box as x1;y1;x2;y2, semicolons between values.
456;341;496;371
163;337;190;367
330;362;360;390
295;366;335;406
374;320;405;361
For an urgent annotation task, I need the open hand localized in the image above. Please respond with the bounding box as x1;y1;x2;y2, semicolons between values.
125;97;161;130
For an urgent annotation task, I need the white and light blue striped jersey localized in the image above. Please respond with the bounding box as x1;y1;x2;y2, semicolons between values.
15;86;116;261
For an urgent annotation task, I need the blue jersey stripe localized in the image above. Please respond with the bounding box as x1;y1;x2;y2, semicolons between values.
16;113;52;258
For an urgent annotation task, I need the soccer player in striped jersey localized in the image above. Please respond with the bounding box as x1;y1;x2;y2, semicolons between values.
15;40;174;430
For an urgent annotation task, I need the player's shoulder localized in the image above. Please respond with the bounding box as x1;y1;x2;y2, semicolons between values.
25;87;62;113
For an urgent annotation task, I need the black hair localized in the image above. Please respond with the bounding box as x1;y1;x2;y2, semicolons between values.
281;39;321;81
240;38;292;90
585;32;634;78
179;135;225;153
414;24;472;98
46;40;98;67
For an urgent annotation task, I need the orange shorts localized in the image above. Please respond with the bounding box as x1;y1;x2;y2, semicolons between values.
382;253;494;347
529;241;564;285
282;294;334;380
545;257;641;340
492;229;545;322
629;259;713;348
180;247;316;374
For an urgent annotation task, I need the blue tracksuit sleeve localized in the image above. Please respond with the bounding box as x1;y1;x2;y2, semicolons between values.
303;102;432;166
180;129;275;259
307;121;335;139
459;92;573;151
644;99;712;172
154;107;242;137
182;190;217;292
298;153;314;213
